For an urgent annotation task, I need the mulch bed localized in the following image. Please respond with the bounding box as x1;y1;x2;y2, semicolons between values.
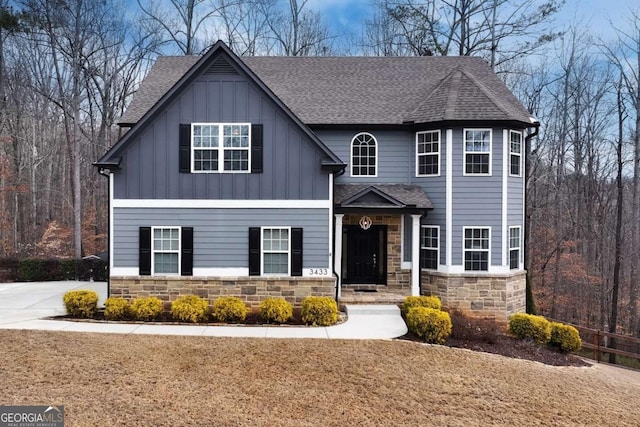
445;334;590;367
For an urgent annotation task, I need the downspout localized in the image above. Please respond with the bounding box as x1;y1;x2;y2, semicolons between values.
97;167;111;298
524;122;540;313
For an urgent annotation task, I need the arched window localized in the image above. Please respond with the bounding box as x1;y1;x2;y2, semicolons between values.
351;133;377;177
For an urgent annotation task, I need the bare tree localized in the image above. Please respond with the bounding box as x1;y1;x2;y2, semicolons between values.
366;0;564;66
259;0;334;56
137;0;225;55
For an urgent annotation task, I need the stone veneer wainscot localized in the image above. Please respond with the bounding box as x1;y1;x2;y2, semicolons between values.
109;276;336;309
421;271;526;321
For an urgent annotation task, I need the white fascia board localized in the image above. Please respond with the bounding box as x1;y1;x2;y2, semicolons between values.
113;199;331;209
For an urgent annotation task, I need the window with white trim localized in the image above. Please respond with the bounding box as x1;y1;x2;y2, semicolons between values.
262;227;290;275
192;123;250;172
152;227;180;274
351;132;377;176
420;226;439;270
464;129;491;175
416;131;440;176
464;227;490;271
510;131;522;176
509;226;521;270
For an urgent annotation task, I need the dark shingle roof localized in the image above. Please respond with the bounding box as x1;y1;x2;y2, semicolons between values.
334;184;433;210
119;55;535;126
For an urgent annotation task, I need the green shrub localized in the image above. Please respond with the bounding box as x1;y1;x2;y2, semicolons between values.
211;296;249;323
301;296;338;326
63;290;99;318
103;297;130;321
401;295;442;314
406;307;452;344
259;298;293;324
550;322;582;353
171;295;208;323
131;296;164;321
508;313;551;344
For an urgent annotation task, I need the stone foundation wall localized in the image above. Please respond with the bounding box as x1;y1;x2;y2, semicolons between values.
421;271;526;321
342;214;410;292
109;276;336;309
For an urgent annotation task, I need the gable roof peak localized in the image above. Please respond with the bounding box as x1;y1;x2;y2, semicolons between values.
98;40;344;168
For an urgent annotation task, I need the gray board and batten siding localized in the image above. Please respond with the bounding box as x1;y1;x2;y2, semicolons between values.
113;72;331;201
112;208;330;269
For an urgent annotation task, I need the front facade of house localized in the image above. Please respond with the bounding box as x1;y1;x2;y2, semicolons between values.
96;41;538;320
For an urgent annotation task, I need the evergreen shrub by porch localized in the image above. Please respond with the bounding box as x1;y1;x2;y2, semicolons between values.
406;307;452;344
211;296;249;323
104;297;130;321
171;295;208;323
301;296;338;326
550;322;582;353
131;296;164;321
63;290;99;318
401;295;442;314
508;313;551;344
259;297;293;324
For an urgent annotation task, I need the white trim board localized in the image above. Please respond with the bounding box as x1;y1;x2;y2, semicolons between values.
113;199;332;209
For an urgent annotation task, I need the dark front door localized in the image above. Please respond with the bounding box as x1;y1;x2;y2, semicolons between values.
343;225;387;284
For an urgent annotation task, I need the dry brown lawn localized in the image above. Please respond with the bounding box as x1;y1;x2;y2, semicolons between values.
1;330;638;426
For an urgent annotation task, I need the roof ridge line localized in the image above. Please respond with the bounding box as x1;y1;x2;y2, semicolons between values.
458;68;514;118
444;69;462;120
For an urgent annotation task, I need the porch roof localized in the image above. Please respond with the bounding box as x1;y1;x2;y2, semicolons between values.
334;184;433;211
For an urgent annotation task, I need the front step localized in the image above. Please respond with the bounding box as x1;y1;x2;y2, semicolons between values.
339;289;407;305
345;304;401;316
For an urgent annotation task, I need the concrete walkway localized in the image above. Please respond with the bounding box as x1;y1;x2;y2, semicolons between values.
0;281;407;339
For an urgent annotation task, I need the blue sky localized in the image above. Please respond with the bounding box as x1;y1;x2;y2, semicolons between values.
308;0;638;43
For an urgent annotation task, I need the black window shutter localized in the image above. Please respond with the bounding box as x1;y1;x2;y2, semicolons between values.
249;227;261;275
251;124;263;173
291;228;303;276
179;124;191;173
139;227;152;276
181;227;194;276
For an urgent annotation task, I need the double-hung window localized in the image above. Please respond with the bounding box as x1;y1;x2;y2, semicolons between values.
416;131;440;176
464;227;490;271
351;132;377;177
464;129;491;175
509;226;521;270
262;227;290;275
192;123;250;172
152;227;180;274
420;226;439;270
510;131;522;176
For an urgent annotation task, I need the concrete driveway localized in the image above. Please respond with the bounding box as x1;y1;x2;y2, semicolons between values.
0;281;408;339
0;281;108;325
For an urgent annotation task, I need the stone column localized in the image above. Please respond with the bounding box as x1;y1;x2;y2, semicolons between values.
411;214;421;296
334;214;344;299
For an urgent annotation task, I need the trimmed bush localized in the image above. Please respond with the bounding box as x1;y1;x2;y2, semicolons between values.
103;297;130;321
131;296;164;321
550;322;582;353
211;296;249;323
171;295;208;323
508;313;551;344
406;306;452;344
301;296;338;326
63;290;99;318
259;298;293;324
401;295;442;314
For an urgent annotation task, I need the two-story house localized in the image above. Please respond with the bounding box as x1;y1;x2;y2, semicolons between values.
96;41;538;320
